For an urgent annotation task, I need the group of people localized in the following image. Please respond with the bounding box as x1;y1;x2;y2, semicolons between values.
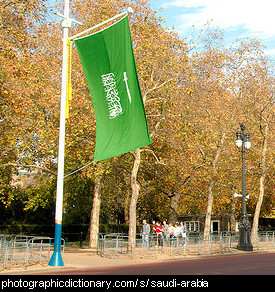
141;219;187;248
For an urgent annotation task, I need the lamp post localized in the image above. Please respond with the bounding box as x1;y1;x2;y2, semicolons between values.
235;124;253;251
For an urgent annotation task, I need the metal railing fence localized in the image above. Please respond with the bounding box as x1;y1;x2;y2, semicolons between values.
97;233;130;256
0;234;65;270
97;231;275;258
255;231;275;250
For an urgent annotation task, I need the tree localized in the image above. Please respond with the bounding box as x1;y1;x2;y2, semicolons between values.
126;0;189;249
0;0;60;209
180;26;236;237
234;55;275;245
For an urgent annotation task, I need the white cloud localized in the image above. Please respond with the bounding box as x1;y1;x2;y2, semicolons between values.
165;0;275;39
265;48;275;56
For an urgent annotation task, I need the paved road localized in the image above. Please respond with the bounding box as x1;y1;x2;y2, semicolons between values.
40;252;275;275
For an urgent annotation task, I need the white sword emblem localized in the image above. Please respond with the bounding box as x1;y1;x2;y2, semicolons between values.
123;72;132;104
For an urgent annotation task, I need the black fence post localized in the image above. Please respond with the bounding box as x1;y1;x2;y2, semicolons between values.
80;232;83;248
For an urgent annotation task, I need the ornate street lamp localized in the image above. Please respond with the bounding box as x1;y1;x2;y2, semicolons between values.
235;124;253;251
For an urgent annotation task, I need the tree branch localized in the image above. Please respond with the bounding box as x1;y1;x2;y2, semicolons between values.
143;78;175;104
0;163;56;175
150;116;165;139
140;149;166;166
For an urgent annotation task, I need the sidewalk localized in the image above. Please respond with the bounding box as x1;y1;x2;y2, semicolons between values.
0;249;163;275
1;247;272;275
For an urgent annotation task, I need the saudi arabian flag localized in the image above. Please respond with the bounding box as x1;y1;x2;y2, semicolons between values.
74;15;152;162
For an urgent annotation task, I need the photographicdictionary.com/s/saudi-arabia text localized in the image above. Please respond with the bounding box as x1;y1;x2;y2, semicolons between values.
1;277;209;290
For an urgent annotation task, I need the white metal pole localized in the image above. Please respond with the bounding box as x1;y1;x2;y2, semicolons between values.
70;10;129;40
49;0;71;266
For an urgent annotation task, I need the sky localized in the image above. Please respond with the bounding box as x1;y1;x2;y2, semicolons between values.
149;0;275;59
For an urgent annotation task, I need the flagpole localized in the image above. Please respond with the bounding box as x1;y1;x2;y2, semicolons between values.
49;0;71;266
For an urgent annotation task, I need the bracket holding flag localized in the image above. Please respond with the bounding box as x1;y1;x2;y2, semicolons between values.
70;7;133;41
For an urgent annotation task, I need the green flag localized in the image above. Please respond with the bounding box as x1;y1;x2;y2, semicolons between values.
74;15;152;162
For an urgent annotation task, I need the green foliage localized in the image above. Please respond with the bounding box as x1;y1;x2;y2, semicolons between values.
63;175;94;225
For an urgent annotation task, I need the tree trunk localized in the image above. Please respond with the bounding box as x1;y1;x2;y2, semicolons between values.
204;180;215;239
89;172;104;250
204;131;226;239
168;192;180;223
251;123;269;246
128;148;141;254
